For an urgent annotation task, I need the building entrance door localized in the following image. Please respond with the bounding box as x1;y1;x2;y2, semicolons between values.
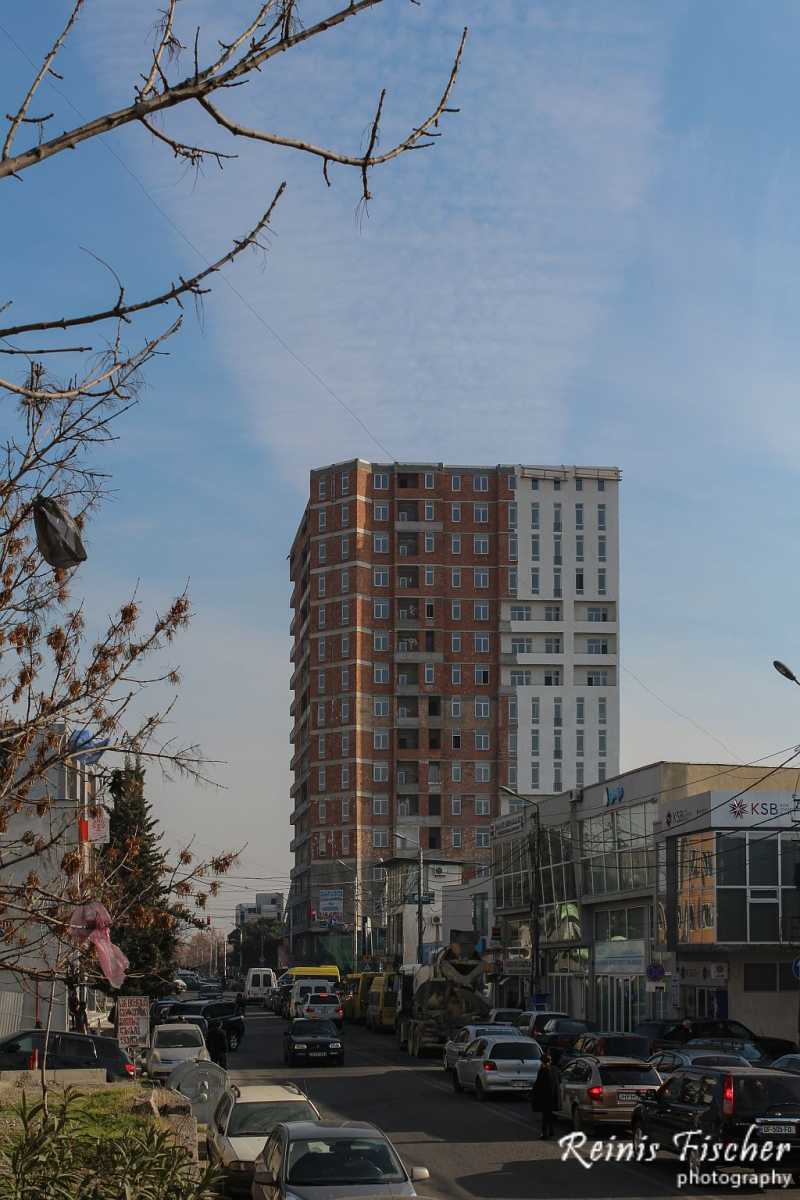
595;975;646;1031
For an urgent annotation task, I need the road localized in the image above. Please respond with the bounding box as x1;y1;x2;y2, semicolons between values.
225;1012;793;1200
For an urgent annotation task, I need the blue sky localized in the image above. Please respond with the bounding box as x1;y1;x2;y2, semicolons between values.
3;1;800;926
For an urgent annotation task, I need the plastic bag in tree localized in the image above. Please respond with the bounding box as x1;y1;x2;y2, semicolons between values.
33;495;87;569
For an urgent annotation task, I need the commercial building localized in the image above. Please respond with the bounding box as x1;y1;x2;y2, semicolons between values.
288;460;620;966
491;760;800;1041
234;892;284;927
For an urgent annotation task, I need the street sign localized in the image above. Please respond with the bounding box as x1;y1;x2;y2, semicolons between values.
792;958;800;981
116;995;149;1056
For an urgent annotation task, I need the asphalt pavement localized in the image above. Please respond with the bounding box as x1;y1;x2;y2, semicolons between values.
223;1011;797;1200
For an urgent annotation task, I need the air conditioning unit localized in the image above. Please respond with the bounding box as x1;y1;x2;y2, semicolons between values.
432;866;446;877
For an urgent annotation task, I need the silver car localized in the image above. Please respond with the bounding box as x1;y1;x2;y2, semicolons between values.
443;1024;522;1071
252;1121;430;1200
452;1036;542;1100
648;1048;751;1077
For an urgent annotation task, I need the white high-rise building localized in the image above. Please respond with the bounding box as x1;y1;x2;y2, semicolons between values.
505;465;620;799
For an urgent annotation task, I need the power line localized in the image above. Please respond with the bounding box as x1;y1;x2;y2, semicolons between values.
622;663;743;763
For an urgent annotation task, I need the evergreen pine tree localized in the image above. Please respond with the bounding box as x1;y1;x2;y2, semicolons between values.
100;761;178;996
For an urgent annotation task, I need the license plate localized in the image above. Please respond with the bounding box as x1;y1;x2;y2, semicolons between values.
309;1051;326;1057
511;1080;529;1088
761;1124;796;1136
617;1092;639;1103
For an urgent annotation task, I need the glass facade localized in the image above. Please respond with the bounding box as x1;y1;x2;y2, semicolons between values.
581;802;657;895
540;822;580;942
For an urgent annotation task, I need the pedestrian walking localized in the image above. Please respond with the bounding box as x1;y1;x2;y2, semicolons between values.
75;1000;89;1035
206;1021;228;1070
235;991;246;1017
530;1053;559;1139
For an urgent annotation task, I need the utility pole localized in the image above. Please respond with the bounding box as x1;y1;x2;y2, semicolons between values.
527;806;541;1008
417;841;424;965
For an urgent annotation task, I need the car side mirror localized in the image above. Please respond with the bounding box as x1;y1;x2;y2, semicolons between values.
411;1167;430;1182
253;1168;276;1186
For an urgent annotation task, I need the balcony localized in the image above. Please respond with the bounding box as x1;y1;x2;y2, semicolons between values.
397;767;420;793
397;568;419;590
397;603;420;627
397;666;419;691
397;797;420;818
398;534;420;557
397;501;419;521
397;730;420;750
397;698;419;724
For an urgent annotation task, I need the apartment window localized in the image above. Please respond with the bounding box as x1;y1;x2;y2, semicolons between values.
373;567;389;587
374;631;389;651
451;664;462;684
530;478;539;491
544;669;561;686
373;763;389;783
340;504;349;526
450;698;462;718
452;730;462;749
341;601;349;624
531;534;540;562
452;762;462;782
554;732;562;760
553;766;562;792
374;697;390;716
576;730;584;757
576;478;583;492
373;829;389;848
475;698;490;719
373;472;389;490
576;536;584;562
424;532;435;553
424;664;435;684
576;503;584;530
425;600;435;618
598;537;607;562
598;696;607;724
318;477;327;499
425;567;435;586
474;504;489;524
553;502;562;532
531;763;540;789
599;730;607;756
374;502;388;521
374;664;389;684
511;669;532;685
587;671;609;687
511;636;532;654
474;602;489;621
511;604;531;621
341;796;351;819
451;632;462;652
339;569;349;593
424;471;435;489
531;502;540;529
553;535;562;565
340;472;350;494
531;569;540;595
318;575;326;596
340;537;350;558
318;638;327;662
474;475;489;492
452;569;461;588
508;474;517;490
587;638;609;655
475;764;491;783
598;504;607;530
452;829;462;849
474;569;489;589
474;534;489;555
474;666;490;685
373;599;389;619
318;605;327;628
475;732;490;751
452;503;461;522
588;606;609;622
598;762;607;782
474;634;490;653
553;479;561;492
341;766;349;787
373;534;388;553
451;534;461;554
598;478;606;492
575;569;584;595
318;833;327;856
318;767;326;788
475;796;490;816
508;534;518;560
545;636;562;654
341;699;349;720
531;697;539;723
553;570;562;598
476;829;490;848
341;667;349;689
317;703;325;726
576;762;584;786
424;501;435;521
318;734;325;757
318;510;327;531
576;696;585;724
374;730;389;750
545;605;561;621
554;696;562;726
598;569;607;595
451;474;461;492
508;568;518;594
508;731;518;753
531;729;539;755
508;503;518;529
341;831;350;855
341;733;349;754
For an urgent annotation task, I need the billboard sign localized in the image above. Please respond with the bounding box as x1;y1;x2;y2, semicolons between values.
318;887;344;918
116;995;150;1055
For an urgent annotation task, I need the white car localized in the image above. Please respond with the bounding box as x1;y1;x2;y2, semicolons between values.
452;1035;542;1099
206;1082;321;1194
146;1022;209;1081
290;981;331;1019
442;1024;522;1071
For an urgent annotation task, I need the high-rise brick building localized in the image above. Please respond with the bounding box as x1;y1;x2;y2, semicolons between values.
288;461;620;963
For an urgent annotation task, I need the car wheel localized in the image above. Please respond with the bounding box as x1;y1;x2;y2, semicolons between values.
228;1032;240;1051
631;1119;645;1152
442;1053;449;1071
476;1079;488;1102
452;1069;463;1093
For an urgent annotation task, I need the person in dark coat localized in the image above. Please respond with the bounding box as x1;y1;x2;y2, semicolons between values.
206;1021;228;1070
530;1053;559;1139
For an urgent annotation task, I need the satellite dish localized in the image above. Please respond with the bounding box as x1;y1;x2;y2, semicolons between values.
166;1060;229;1126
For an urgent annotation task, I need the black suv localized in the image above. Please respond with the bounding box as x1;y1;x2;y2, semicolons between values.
174;1000;245;1050
650;1018;796;1059
538;1018;597;1064
632;1066;800;1166
0;1030;135;1080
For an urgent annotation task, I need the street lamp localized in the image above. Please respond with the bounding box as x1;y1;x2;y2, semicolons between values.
774;660;800;685
500;784;542;1009
393;831;425;965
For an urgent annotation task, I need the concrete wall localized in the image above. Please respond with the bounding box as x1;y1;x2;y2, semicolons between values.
727;958;798;1044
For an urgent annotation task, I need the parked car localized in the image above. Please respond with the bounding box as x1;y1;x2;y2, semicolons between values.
145;1023;209;1081
632;1066;800;1166
244;967;277;1007
300;992;343;1029
650;1018;796;1058
442;1024;522;1071
685;1037;768;1063
174;1000;245;1050
770;1054;800;1075
487;1008;524;1025
0;1029;135;1081
283;1019;343;1066
538;1018;597;1064
452;1035;542;1100
648;1047;752;1076
563;1031;651;1065
515;1010;570;1038
150;999;182;1031
198;982;225;999
557;1056;661;1131
252;1121;430;1200
206;1082;321;1196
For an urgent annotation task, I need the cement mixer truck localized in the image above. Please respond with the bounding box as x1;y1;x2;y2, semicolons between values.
395;938;491;1058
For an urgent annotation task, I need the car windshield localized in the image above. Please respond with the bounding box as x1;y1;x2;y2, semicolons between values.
774;1057;800;1071
155;1029;203;1048
491;1042;541;1060
176;1003;206;1015
736;1075;800;1112
549;1020;586;1033
600;1065;660;1085
692;1055;745;1066
689;1039;763;1062
227;1100;315;1136
292;1020;337;1036
603;1037;650;1058
287;1137;405;1185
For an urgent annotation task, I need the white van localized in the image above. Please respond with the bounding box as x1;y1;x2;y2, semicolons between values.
244;967;277;1006
290;978;331;1018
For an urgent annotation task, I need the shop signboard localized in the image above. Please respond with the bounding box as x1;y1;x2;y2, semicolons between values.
657;790;800;837
594;938;646;975
116;996;149;1056
318;888;344;919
